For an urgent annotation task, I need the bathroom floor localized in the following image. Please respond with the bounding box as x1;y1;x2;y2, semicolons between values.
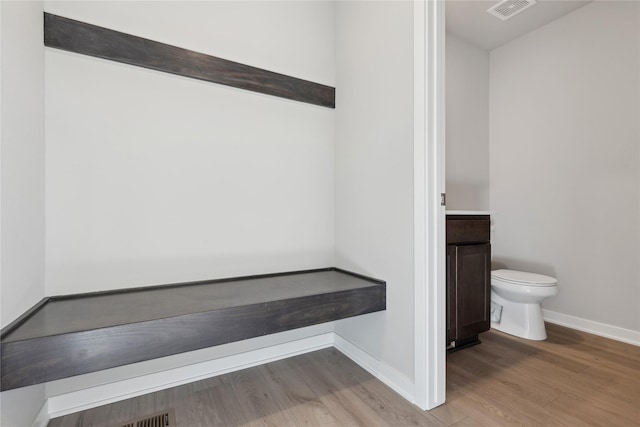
442;323;640;425
49;323;640;426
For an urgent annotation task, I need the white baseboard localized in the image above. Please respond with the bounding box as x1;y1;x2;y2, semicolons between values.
333;333;415;404
31;401;49;427
543;309;640;347
43;312;636;422
45;332;418;421
47;333;334;419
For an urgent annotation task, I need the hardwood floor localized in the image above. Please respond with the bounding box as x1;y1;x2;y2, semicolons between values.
49;323;640;426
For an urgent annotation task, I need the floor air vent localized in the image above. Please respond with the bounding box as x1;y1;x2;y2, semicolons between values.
117;410;176;427
487;0;536;21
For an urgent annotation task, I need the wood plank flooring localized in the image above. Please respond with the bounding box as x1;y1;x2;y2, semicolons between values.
48;323;640;426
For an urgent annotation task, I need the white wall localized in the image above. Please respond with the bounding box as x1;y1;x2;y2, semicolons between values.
445;33;489;211
1;0;46;332
0;1;47;425
334;1;415;380
45;1;335;295
42;0;337;408
490;1;640;333
0;1;427;420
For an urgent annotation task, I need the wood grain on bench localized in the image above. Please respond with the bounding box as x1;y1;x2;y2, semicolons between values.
0;268;385;391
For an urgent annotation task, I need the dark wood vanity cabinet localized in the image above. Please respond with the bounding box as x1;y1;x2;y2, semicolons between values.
446;215;491;350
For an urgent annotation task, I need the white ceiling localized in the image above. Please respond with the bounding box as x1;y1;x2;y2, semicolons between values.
446;0;592;51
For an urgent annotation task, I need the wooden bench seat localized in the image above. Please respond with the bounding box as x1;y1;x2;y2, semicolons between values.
0;267;385;391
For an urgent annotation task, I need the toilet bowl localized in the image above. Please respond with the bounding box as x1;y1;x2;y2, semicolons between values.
490;269;558;340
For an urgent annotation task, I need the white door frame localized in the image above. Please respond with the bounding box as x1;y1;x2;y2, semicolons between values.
413;0;446;410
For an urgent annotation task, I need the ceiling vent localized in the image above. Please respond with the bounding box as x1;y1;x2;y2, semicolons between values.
487;0;537;21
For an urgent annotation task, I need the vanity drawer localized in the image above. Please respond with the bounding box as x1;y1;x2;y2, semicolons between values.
446;216;490;244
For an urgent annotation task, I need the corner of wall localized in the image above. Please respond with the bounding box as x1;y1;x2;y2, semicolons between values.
0;1;47;425
333;332;415;403
0;384;47;427
32;400;49;427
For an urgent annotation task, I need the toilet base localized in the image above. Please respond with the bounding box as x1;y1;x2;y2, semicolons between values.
490;292;548;340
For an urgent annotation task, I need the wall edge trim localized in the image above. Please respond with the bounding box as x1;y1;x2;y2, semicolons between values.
46;332;335;419
334;333;415;404
45;332;417;420
31;400;49;427
543;309;640;347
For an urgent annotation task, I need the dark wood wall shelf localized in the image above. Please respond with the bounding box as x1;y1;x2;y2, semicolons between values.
44;13;336;108
1;268;385;391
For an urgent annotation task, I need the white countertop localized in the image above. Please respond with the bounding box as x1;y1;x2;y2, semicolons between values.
446;210;493;216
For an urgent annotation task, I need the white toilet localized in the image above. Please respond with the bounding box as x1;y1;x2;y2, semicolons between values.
490;269;558;340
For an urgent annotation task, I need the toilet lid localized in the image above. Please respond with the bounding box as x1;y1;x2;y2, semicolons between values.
491;269;557;286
